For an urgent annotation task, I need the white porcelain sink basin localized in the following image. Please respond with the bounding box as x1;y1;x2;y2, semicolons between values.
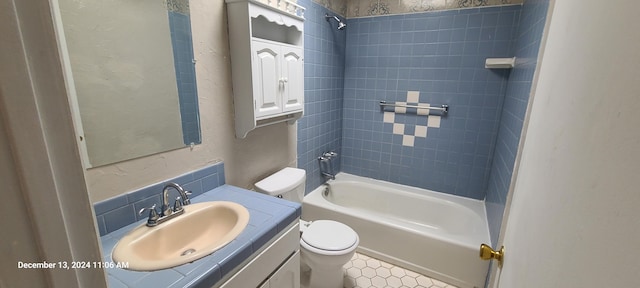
112;201;250;271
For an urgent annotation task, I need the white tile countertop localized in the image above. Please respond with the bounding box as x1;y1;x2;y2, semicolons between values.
99;185;301;288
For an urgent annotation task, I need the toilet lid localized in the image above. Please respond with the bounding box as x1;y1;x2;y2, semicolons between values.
301;220;357;251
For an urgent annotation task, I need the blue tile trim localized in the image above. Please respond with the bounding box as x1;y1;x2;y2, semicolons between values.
94;162;226;236
131;269;183;287
108;276;128;288
96;215;106;236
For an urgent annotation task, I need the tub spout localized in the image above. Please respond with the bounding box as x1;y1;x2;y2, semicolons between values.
321;171;336;180
318;156;336;180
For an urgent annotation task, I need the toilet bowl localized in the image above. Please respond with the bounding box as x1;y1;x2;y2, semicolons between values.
300;220;359;288
255;167;359;288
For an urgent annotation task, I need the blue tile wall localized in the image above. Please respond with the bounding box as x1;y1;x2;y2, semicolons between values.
485;0;549;246
341;5;521;199
94;162;225;236
168;12;201;146
296;0;347;193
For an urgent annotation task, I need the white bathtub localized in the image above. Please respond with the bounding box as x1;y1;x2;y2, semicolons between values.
302;173;490;288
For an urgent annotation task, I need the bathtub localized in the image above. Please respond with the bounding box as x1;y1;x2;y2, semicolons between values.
302;173;490;288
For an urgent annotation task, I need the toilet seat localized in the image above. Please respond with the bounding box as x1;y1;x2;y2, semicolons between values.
300;220;358;256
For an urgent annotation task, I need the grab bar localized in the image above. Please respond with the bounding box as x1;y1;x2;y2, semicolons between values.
379;101;449;113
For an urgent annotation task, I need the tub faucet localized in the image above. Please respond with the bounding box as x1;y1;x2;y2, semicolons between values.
319;151;338;180
319;156;336;180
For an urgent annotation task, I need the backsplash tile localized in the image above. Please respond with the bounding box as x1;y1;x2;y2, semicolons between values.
94;162;225;236
103;205;137;234
125;182;163;203
94;194;129;215
132;195;162;222
96;215;107;236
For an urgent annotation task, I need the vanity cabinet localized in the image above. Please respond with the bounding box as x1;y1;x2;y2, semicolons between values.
225;0;305;138
259;250;300;288
218;223;300;288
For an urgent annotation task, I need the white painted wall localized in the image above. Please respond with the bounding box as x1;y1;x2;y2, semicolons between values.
84;0;297;202
59;0;184;167
494;1;640;287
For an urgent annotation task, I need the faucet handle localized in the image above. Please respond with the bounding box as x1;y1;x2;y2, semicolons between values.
173;197;183;212
138;204;159;225
322;151;338;158
183;191;192;205
138;204;157;216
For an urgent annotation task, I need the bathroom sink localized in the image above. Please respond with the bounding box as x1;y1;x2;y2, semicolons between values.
112;201;250;271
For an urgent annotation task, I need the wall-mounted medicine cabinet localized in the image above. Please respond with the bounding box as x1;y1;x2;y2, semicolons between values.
225;0;305;138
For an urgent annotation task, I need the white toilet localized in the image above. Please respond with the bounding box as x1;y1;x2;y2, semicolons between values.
255;167;359;288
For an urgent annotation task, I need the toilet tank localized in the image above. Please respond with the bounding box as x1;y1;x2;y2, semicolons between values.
255;167;306;203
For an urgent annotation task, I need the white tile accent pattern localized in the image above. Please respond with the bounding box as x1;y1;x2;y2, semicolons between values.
415;125;427;138
382;91;444;147
417;103;430;116
427;115;441;128
402;135;415;146
383;112;395;123
407;91;420;103
343;253;459;288
394;102;407;114
393;123;405;135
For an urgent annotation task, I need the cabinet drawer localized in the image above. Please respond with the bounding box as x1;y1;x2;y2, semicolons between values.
266;250;300;288
218;223;299;288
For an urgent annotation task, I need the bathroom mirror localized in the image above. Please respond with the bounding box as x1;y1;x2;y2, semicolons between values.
57;0;200;168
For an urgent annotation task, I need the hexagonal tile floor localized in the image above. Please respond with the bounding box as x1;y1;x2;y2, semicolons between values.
343;253;458;288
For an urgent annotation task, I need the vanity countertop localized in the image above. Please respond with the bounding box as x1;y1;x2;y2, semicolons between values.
100;185;301;288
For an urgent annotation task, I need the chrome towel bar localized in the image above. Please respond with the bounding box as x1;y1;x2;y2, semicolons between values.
379;101;449;114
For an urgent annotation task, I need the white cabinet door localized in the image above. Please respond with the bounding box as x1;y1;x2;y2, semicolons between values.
269;250;300;288
280;47;304;113
252;41;282;118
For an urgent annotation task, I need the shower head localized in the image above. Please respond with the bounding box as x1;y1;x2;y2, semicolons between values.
325;13;346;30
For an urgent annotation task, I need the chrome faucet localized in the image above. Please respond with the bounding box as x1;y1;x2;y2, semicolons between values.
138;182;192;227
161;182;191;216
319;151;338;180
